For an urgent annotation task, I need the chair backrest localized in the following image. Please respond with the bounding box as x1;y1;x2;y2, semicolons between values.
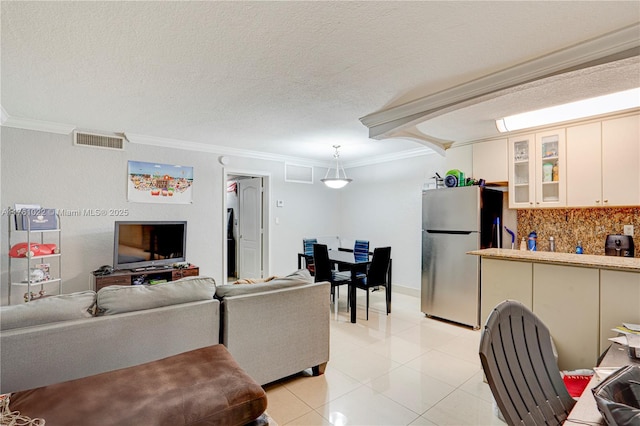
354;240;370;262
303;238;317;256
312;244;333;283
479;300;576;426
366;247;391;286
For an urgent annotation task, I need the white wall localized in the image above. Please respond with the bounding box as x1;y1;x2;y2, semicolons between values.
338;153;445;293
0;127;340;304
1;125;447;303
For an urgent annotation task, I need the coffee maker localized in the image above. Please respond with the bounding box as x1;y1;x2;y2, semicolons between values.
604;235;635;257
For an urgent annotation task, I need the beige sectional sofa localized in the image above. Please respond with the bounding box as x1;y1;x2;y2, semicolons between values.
0;270;330;394
217;273;331;385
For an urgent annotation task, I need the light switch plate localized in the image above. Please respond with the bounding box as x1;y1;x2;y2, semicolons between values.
624;224;634;236
276;200;284;207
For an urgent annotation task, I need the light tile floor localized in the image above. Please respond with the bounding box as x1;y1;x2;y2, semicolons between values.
264;291;507;425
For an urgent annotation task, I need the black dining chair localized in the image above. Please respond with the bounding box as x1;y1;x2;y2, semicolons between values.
353;246;391;320
302;238;317;275
313;243;351;306
479;300;576;426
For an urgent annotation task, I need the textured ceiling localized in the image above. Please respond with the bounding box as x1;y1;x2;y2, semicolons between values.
2;1;639;163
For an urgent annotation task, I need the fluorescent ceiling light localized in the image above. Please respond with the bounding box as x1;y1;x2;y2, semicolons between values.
496;87;640;133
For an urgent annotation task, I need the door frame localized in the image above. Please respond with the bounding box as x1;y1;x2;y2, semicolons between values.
222;168;271;281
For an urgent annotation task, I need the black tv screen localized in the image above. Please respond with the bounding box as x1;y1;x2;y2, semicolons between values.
113;221;187;270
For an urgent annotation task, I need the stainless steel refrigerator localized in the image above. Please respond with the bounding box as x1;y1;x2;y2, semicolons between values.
421;186;503;328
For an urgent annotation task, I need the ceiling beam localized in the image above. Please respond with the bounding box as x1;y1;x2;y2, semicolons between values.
386;128;453;157
360;23;640;140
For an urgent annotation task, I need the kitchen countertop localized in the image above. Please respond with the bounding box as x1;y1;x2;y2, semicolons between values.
468;248;640;272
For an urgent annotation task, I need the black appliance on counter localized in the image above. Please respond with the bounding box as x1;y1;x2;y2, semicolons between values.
604;234;634;257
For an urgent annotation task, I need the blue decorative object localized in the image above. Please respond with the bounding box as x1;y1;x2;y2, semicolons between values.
528;231;537;251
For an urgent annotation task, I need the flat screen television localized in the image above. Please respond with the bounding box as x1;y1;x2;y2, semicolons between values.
113;221;187;270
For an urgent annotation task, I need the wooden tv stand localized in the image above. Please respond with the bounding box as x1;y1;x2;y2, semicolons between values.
92;265;199;291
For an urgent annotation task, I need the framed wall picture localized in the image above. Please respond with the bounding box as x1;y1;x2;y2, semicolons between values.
127;161;194;204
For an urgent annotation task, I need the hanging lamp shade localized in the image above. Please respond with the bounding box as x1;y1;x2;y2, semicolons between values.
321;145;352;189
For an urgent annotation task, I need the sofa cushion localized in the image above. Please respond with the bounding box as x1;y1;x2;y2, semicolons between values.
97;276;216;315
0;291;96;331
216;269;312;298
232;276;277;284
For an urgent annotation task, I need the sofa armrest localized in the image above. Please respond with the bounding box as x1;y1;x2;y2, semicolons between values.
1;299;220;393
221;281;330;385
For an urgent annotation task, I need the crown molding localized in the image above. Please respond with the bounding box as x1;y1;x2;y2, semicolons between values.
127;132;437;169
0;109;436;169
0;105;330;166
0;112;76;135
342;146;436;169
360;23;640;140
125;133;329;167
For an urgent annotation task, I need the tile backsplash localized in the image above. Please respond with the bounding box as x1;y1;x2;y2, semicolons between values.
517;207;640;257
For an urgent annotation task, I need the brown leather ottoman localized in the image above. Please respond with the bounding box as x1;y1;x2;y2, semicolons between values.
9;345;267;426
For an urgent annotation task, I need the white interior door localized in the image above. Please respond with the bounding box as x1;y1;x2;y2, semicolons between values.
238;177;263;279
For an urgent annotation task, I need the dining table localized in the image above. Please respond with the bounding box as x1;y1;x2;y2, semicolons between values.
297;249;392;323
564;342;640;425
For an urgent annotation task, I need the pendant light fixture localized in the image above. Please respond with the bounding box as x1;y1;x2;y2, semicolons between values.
321;145;352;189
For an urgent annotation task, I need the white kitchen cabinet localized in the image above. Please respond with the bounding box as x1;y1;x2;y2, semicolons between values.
567;122;602;207
533;263;599;371
535;129;566;207
480;258;532;326
476;250;640;371
602;114;640;206
566;114;640;207
472;139;508;183
600;270;640;354
508;129;566;208
508;134;536;208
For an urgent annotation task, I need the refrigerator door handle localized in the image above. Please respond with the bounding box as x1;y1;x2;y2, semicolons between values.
424;230;473;235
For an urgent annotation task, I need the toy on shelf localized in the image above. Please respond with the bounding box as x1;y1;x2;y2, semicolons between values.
9;243;59;258
23;289;46;302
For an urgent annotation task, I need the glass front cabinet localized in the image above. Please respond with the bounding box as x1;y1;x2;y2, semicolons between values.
508;134;535;208
508;129;566;208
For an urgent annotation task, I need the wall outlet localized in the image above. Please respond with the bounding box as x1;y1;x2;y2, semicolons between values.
623;224;634;236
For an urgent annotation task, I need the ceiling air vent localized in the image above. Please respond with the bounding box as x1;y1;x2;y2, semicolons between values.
73;131;125;150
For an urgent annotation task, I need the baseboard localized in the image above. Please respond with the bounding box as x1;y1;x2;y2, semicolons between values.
392;284;419;298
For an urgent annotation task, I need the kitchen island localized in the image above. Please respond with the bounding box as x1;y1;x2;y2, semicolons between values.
469;248;640;370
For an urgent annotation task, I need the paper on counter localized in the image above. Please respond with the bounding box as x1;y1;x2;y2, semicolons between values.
594;367;621;380
623;323;640;332
608;335;628;345
612;326;640;335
